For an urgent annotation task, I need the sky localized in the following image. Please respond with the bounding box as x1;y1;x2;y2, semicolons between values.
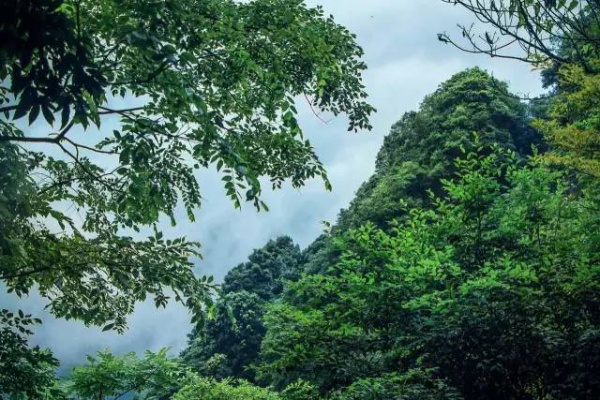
4;0;548;370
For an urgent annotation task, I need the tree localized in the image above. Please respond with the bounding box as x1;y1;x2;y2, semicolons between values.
63;349;184;399
183;291;266;381
182;236;303;381
173;377;282;400
438;0;600;71
173;376;317;400
259;143;600;398
222;236;304;299
533;62;600;177
60;348;317;399
0;0;374;333
0;309;60;399
329;371;462;400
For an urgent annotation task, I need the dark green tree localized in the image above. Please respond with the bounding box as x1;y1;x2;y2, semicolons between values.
0;309;60;399
0;0;374;334
222;236;304;300
182;236;303;381
183;291;266;381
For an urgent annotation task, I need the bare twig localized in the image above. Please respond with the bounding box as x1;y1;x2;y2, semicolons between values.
63;137;118;155
304;94;331;124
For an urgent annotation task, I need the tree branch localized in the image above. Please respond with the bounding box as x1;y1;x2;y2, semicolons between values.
98;106;145;115
111;61;171;86
0;136;57;144
0;105;18;113
0;267;54;281
304;94;331;124
0;119;75;143
56;142;124;194
63;137;118;155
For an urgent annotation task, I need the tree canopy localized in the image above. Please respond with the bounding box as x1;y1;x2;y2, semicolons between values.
0;0;374;396
179;63;600;398
0;0;373;332
260;141;600;398
5;0;600;398
182;236;303;382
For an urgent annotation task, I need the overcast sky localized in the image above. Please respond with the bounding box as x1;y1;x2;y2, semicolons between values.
4;0;547;370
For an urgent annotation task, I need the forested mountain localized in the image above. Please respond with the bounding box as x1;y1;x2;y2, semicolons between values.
302;67;540;275
3;1;600;399
176;64;600;400
337;67;538;230
181;237;303;381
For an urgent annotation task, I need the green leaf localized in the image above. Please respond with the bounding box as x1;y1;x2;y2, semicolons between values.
41;106;55;125
28;104;40;125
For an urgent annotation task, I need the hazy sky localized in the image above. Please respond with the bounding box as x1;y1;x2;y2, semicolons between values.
4;0;547;369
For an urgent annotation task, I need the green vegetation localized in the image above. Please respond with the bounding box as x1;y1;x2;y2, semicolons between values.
0;0;372;397
182;237;303;382
3;0;600;399
0;0;373;334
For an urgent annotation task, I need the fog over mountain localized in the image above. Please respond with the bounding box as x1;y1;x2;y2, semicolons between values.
3;0;545;370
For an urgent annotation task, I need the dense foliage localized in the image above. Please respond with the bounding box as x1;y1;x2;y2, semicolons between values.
0;0;373;396
302;67;539;275
4;0;600;398
182;237;303;381
0;309;59;399
260;145;600;399
180;58;600;399
336;67;538;231
0;0;372;337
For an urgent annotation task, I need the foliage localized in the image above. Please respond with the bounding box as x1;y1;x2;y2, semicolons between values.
0;148;213;337
61;349;316;400
259;144;600;398
182;236;303;381
278;379;320;400
222;236;304;300
0;1;371;390
54;347;319;400
302;68;537;275
8;1;600;398
534;62;600;176
172;375;316;400
438;0;600;184
62;349;183;399
0;0;373;334
338;67;534;231
173;377;282;400
0;139;213;333
0;309;60;399
183;291;266;380
330;370;462;400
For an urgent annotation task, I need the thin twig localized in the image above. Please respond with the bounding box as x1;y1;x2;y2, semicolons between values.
304;94;331;124
63;137;118;155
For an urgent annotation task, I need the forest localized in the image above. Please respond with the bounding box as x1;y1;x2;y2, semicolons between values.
1;0;600;399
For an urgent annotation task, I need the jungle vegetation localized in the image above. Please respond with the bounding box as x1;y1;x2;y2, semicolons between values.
1;0;600;399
